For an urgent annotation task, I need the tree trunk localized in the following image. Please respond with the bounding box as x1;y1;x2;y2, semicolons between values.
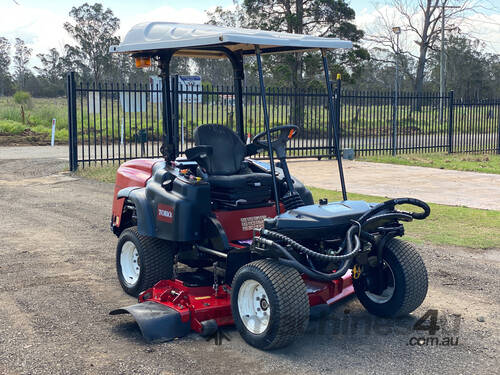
414;43;427;111
413;0;440;111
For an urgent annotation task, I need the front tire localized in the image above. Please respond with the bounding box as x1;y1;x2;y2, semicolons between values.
353;239;428;318
116;227;175;297
231;259;309;350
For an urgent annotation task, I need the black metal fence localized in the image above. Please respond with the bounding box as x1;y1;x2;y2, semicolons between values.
67;72;500;170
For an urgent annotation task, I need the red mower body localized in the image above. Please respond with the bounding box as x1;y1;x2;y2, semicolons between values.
111;159;161;229
133;273;353;337
110;159;354;342
109;23;430;349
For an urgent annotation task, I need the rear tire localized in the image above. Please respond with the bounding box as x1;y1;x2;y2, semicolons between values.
116;227;175;297
231;259;309;350
353;238;428;318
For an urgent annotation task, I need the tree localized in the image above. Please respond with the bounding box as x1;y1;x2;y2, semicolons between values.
242;0;369;126
356;49;416;92
35;48;62;81
33;49;66;97
13;38;32;90
368;0;475;96
206;4;247;28
201;5;244;85
0;36;13;96
63;2;120;82
243;0;368;88
193;58;233;86
428;35;497;99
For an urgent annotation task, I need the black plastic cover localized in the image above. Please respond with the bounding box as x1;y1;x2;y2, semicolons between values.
109;301;191;342
264;200;374;240
128;161;211;242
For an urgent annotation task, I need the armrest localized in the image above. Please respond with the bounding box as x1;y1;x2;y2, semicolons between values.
185;145;213;170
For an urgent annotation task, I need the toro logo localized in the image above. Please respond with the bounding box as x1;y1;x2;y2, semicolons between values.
157;204;174;223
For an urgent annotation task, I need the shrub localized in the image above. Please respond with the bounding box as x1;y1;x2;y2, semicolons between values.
13;91;33;124
13;91;32;108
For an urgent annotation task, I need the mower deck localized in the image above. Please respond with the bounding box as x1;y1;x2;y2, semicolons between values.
111;273;353;342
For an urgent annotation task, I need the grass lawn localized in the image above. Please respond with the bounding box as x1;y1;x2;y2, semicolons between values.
0;96;68;143
75;165;500;249
76;164;120;183
358;152;500;175
309;187;500;249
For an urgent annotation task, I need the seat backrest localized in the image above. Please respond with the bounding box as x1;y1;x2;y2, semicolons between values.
194;124;246;175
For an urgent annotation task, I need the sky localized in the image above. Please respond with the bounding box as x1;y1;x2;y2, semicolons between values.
1;0;499;68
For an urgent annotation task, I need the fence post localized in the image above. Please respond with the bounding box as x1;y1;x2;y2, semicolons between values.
327;83;333;158
392;90;398;156
335;78;342;152
67;72;78;171
497;101;500;154
448;90;454;154
172;75;180;156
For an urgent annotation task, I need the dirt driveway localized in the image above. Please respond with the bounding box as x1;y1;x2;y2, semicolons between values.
0;158;498;375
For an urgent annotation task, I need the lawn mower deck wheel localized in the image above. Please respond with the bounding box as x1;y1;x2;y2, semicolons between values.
231;259;309;350
116;227;175;297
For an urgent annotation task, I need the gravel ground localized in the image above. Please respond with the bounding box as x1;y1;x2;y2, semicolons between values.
0;158;498;375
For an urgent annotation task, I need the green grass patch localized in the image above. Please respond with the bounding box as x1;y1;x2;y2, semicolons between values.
309;187;500;249
75;164;119;184
0;96;67;130
29;125;68;142
358;152;500;174
0;119;25;135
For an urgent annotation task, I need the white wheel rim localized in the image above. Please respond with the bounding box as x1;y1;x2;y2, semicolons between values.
365;261;396;304
237;280;270;334
120;241;140;287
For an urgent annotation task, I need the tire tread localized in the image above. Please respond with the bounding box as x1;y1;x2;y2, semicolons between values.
117;227;174;297
387;239;428;316
232;259;309;350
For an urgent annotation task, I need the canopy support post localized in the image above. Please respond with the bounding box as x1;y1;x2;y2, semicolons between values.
255;45;280;215
231;51;245;142
321;49;347;201
159;51;175;161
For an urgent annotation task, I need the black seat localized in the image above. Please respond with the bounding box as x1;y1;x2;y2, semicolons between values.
192;124;273;208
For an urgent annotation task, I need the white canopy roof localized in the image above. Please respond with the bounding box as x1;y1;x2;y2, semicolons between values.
110;22;352;58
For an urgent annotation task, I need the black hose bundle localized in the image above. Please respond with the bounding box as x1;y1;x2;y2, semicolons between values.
256;197;430;282
260;226;361;262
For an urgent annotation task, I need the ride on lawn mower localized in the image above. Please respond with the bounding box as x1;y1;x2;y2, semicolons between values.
109;22;430;350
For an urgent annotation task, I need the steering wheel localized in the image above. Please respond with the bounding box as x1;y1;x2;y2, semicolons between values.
252;125;299;158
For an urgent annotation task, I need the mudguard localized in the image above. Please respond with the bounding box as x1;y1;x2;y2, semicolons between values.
117;186;141;199
110;301;191;342
126;188;157;237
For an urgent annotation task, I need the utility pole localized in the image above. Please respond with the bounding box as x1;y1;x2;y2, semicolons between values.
392;26;401;156
440;2;445;123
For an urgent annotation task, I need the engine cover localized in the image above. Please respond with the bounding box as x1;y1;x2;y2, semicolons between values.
263;200;375;240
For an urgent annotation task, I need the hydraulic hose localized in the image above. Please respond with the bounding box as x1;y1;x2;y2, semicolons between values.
358;198;430;223
256;197;430;282
255;236;353;281
363;212;413;227
260;227;361;262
